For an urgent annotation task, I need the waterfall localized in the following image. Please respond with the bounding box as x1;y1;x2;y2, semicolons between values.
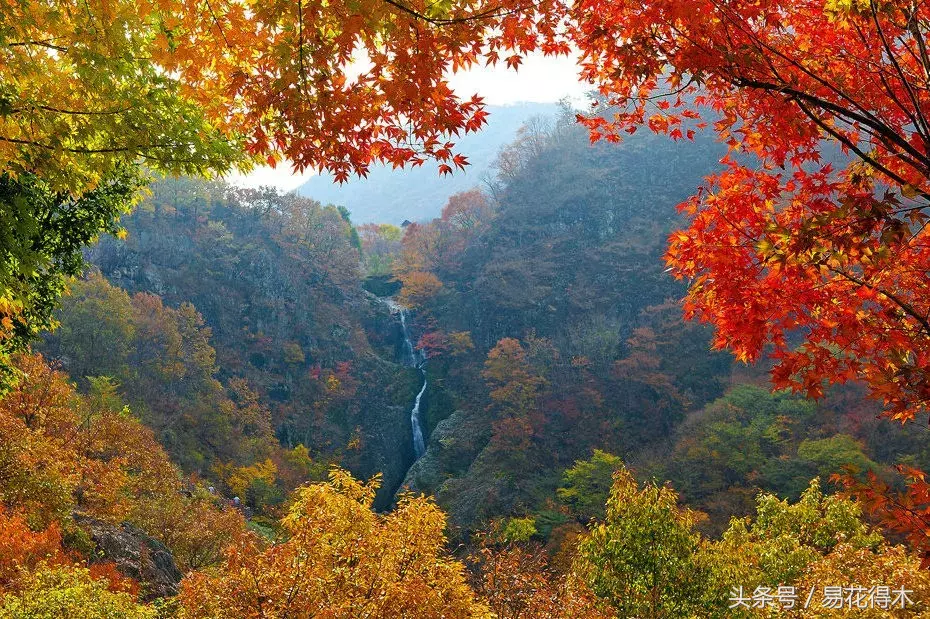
396;304;417;367
383;298;428;460
410;371;427;458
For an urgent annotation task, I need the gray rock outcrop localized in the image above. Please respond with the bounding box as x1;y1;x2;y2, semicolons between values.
73;513;182;601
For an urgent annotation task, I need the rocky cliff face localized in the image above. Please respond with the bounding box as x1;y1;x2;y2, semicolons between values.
340;293;423;510
347;352;419;510
73;513;183;601
397;409;494;528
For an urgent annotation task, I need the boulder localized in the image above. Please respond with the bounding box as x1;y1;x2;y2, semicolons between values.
397;409;489;497
73;513;182;601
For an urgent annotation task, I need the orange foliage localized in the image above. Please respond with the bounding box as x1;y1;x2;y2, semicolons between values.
475;543;607;619
134;491;245;572
837;465;930;568
417;331;450;359
0;353;245;573
0;509;67;594
440;190;494;234
397;270;443;307
2;0;572;187
87;561;142;597
0;354;84;526
483;338;550;456
483;338;547;415
489;416;535;454
570;0;930;422
0;508;145;597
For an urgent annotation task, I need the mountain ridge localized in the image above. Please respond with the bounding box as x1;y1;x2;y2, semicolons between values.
296;102;559;224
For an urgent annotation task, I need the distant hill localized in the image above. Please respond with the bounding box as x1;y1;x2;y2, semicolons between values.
296;102;558;224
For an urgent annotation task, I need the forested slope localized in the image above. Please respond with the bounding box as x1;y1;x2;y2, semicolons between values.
32;105;930;549
42;179;424;509
384;109;733;529
17;106;930;617
378;110;930;539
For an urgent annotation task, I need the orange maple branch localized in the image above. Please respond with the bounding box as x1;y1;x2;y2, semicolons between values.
203;0;231;49
734;77;930;199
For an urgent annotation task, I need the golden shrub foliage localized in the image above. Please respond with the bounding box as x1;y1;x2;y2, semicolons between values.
181;469;491;618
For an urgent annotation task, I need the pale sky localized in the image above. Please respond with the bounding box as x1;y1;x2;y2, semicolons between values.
225;53;589;192
448;53;587;106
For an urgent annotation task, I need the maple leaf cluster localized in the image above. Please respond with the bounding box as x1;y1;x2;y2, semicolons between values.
558;0;930;561
561;0;930;422
1;0;573;191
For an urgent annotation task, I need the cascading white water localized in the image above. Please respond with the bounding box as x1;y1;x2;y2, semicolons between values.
396;303;417;367
384;298;427;460
410;370;427;458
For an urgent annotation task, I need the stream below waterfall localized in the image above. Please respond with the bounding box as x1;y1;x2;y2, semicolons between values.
383;298;427;460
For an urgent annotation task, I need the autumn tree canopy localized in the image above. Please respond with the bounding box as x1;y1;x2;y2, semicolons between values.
181;469;490;618
565;0;930;420
559;0;930;561
1;0;570;189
